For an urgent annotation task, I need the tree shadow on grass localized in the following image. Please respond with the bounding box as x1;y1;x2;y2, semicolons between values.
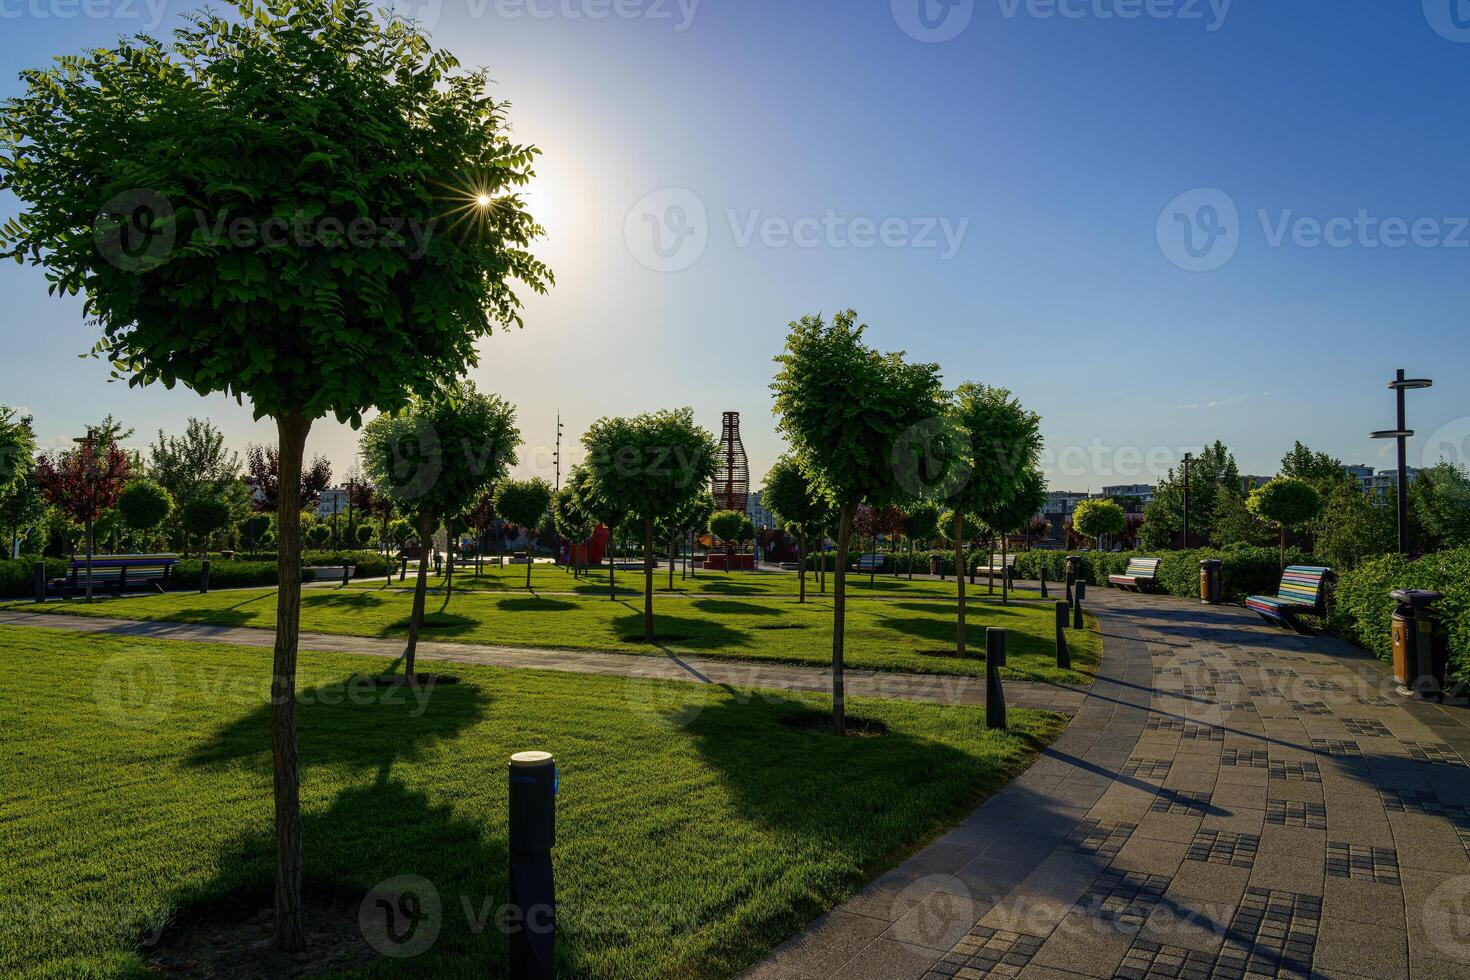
134;607;258;629
374;611;480;639
610;607;752;650
690;599;783;617
683;691;1044;876
495;596;579;614
186;674;492;772
304;592;389;611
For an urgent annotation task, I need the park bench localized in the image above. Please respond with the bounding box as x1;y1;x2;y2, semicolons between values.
1108;557;1161;591
979;552;1017;583
1245;566;1334;634
855;554;884;573
51;554;178;597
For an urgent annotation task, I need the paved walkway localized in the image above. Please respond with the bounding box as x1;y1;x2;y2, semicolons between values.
745;588;1470;980
0;609;1084;712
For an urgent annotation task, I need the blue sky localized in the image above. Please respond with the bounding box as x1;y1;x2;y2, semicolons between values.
3;0;1468;490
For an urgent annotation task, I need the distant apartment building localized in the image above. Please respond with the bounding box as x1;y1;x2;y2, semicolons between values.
747;491;775;529
1341;464;1420;497
1343;464;1374;485
1043;490;1092;517
1101;484;1155;511
1240;475;1273;491
315;487;349;519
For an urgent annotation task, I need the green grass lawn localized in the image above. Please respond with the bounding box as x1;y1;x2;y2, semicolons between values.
359;563;1030;600
7;584;1099;685
0;625;1063;978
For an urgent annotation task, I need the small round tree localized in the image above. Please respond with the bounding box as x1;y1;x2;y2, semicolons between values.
972;466;1046;603
181;496;233;556
761;455;833;601
552;478;596;577
708;510;747;574
901;501;941;580
1248;477;1322;571
493;478;554;590
1072;498;1127;553
117;479;175;548
581;409;718;641
362;381;519;668
656;489;715;590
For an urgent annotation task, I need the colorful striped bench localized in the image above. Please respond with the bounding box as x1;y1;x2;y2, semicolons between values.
1108;557;1161;591
1245;566;1334;633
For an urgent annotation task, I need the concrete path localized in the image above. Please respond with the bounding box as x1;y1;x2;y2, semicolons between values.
0;609;1084;712
744;588;1470;980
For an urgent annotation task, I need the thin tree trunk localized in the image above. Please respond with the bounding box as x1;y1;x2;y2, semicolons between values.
668;531;677;592
909;537;914;580
270;410;312;952
955;512;968;657
832;504;855;736
988;545;995;595
608;528;617;601
1280;528;1286;573
403;510;434;676
1002;535;1009;605
643;518;656;642
445;520;454;600
525;524;534;589
798;530;807;603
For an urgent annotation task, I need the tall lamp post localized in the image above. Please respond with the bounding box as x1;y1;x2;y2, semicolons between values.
1371;368;1433;554
72;427;97;602
1180;452;1194;549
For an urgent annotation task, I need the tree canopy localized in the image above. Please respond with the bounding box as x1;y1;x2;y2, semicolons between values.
1072;497;1127;547
117;479;175;534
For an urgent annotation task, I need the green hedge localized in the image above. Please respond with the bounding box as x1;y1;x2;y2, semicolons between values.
218;550;389;579
0;558;67;598
169;560;323;590
1331;549;1470;683
1013;548;1316;603
802;549;1011;576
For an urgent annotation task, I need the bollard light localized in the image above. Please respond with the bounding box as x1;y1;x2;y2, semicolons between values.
200;559;211;595
1040;567;1048;599
985;628;1007;730
1073;581;1085;630
32;561;45;603
1055;601;1071;669
508;751;557;980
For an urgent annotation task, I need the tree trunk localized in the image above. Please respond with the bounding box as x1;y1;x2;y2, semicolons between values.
955;512;968;657
1002;535;1009;605
908;537;914;580
1279;527;1286;573
643;518;656;642
798;530;807;603
445;521;454;600
988;545;995;595
668;531;677;592
832;505;855;736
270;411;312;952
869;532;876;585
608;529;617;601
525;525;534;589
404;510;434;676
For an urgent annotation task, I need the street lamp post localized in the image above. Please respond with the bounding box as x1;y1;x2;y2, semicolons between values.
72;428;97;602
1371;368;1433;554
1181;452;1194;549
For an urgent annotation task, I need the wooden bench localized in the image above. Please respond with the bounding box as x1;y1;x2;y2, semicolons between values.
1108;557;1161;591
1245;566;1334;634
855;554;884;573
979;552;1017;584
52;555;178;597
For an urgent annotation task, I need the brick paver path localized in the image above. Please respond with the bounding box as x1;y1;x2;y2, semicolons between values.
744;588;1470;980
0;608;1083;712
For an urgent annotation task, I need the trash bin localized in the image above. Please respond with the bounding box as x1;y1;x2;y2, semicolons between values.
1065;555;1081;582
929;555;941;576
1200;559;1222;605
1391;589;1447;700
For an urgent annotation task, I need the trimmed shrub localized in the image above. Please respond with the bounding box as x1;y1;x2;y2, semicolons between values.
170;560;318;590
0;558;67;597
1014;548;1314;603
1331;549;1470;683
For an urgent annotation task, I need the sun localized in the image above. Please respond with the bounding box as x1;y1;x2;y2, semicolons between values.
475;193;491;207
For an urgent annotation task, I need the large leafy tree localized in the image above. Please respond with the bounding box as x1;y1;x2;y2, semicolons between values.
180;494;233;555
244;444;333;514
1142;440;1242;547
901;501;940;581
1409;462;1470;551
708;509;747;573
772;310;945;734
493;478;554;589
0;407;40;557
582;409;718;642
147;418;239;541
761;454;832;601
117;479;175;544
1316;483;1394;570
946;384;1041;656
551;477;596;577
1072;498;1126;552
1;0;553;941
1248;477;1322;571
363;381;519;667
